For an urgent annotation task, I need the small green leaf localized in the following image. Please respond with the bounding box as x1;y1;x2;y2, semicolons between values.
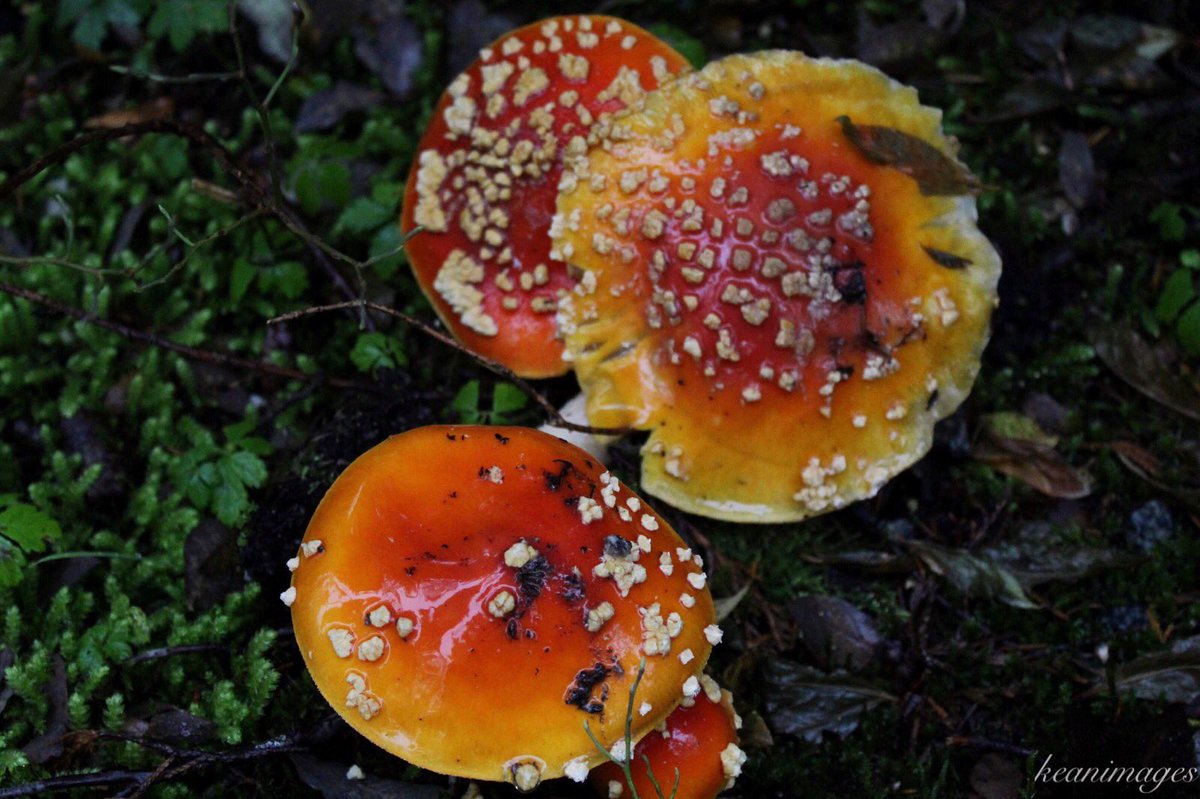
491;382;528;416
350;332;407;375
212;471;249;526
0;495;63;554
229;258;257;304
1149;202;1186;242
451;380;481;422
1155;269;1196;323
1175;302;1200;356
72;10;108;50
222;451;267;489
369;225;406;279
336;197;391;234
1181;249;1200;270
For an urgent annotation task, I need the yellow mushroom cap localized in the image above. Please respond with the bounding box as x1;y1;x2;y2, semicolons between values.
552;51;1001;522
288;426;716;790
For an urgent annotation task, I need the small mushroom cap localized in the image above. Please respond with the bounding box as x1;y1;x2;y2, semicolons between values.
400;15;689;378
553;51;1001;522
589;681;744;799
289;425;716;785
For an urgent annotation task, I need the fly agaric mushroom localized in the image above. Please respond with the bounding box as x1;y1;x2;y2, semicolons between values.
590;676;746;799
400;16;690;377
286;425;719;791
551;51;1001;522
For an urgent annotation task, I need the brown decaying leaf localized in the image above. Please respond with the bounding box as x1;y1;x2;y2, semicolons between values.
1111;635;1200;704
1092;326;1200;422
790;595;882;672
982;522;1140;588
907;540;1037;609
762;659;896;743
1110;439;1200;516
836;115;980;196
973;413;1093;499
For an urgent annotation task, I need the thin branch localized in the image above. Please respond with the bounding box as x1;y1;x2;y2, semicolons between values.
108;65;241;84
135;206;265;291
125;643;227;665
0;281;368;390
0;769;151;799
0;735;309;799
269;300;630;436
0;253;122;278
115;735;308;799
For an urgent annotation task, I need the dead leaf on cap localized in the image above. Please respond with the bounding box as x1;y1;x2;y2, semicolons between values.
973;412;1094;499
837;115;980;196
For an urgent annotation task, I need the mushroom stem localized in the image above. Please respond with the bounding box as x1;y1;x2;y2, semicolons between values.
539;392;617;462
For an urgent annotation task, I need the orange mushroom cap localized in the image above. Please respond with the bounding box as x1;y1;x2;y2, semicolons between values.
589;677;746;799
286;425;717;790
400;16;690;378
552;51;1001;522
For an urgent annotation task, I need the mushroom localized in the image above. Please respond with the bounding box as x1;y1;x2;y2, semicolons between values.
551;51;1001;522
589;676;746;799
400;15;690;378
286;425;718;791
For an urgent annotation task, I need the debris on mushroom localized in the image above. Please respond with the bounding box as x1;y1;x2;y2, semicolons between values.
553;51;1001;522
287;425;717;786
400;15;690;378
589;679;746;799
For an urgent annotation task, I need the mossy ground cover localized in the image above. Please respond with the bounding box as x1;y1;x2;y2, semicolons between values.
1;1;1198;797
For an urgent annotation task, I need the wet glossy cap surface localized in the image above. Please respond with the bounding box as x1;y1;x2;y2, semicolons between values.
552;51;1001;522
590;678;745;799
288;425;716;787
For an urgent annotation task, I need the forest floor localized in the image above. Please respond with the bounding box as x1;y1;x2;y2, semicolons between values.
1;1;1199;797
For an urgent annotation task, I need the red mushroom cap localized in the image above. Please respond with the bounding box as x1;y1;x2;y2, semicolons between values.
287;426;717;790
589;676;746;799
400;16;690;378
552;51;1001;521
